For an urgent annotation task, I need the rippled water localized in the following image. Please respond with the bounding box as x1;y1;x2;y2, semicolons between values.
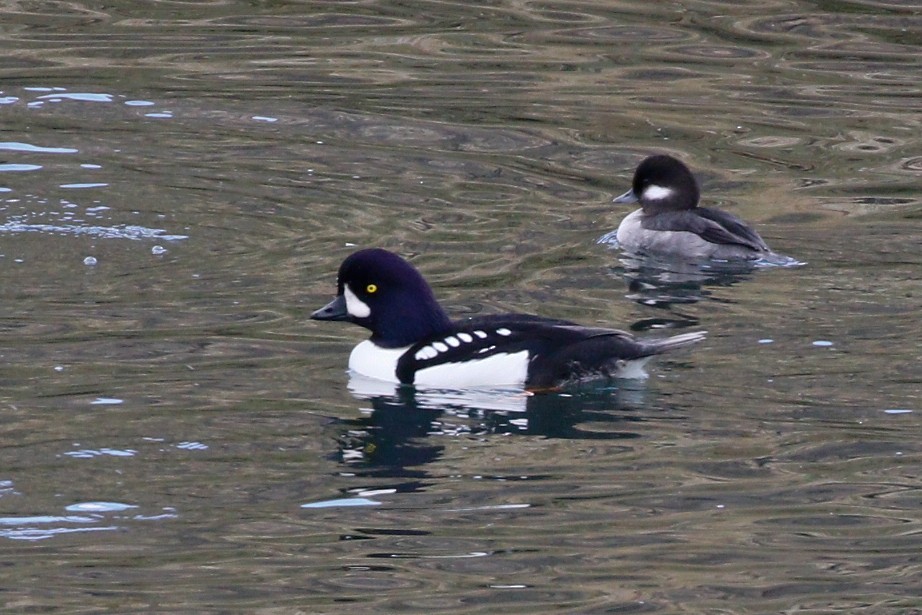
1;0;920;612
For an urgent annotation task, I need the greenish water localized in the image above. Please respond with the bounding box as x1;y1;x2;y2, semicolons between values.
0;1;920;612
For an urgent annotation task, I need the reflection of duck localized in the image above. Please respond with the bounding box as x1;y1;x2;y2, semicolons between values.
312;248;705;390
338;375;657;469
603;154;800;265
612;252;760;324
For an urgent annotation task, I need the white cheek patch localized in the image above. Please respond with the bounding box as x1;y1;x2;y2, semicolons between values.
343;284;371;319
643;184;673;201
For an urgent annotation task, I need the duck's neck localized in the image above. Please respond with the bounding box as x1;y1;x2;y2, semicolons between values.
372;296;452;348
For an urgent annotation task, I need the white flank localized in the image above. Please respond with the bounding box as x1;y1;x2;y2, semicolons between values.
414;350;530;388
643;184;673;201
473;330;488;339
617;209;715;258
458;332;473;343
343;284;370;318
348;341;531;388
348;341;408;382
496;328;512;336
444;335;461;347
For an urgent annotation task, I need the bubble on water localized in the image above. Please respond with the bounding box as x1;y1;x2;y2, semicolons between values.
83;256;97;266
812;340;833;347
151;245;167;255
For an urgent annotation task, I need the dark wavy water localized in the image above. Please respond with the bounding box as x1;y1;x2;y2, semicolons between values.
1;1;920;612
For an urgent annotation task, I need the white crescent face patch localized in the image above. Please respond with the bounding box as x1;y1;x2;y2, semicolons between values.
343;283;371;319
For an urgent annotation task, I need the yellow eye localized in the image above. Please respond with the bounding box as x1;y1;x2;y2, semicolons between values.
366;283;378;294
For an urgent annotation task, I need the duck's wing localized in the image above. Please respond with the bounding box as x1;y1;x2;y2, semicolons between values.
524;326;705;388
642;209;768;251
394;314;635;385
397;314;703;389
696;207;769;250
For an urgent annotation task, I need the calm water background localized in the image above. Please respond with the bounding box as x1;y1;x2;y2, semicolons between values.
1;0;921;612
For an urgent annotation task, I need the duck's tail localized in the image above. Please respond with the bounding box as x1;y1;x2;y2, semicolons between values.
645;330;707;355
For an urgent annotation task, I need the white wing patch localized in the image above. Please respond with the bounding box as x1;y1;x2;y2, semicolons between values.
413;330;511;362
414;345;439;361
343;284;370;319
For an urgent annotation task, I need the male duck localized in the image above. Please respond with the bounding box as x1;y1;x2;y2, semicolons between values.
312;248;705;390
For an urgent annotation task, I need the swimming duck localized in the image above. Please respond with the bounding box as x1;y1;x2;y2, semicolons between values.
612;154;777;261
312;248;705;389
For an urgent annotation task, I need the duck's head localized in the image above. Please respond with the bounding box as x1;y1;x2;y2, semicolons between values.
311;248;452;347
613;154;700;213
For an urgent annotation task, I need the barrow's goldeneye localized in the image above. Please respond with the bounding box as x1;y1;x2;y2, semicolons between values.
312;248;705;390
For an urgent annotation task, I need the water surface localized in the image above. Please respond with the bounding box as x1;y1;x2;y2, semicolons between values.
1;0;920;612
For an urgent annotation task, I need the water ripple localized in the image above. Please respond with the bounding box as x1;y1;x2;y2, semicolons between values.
0;219;188;241
0;141;78;154
0;1;920;612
